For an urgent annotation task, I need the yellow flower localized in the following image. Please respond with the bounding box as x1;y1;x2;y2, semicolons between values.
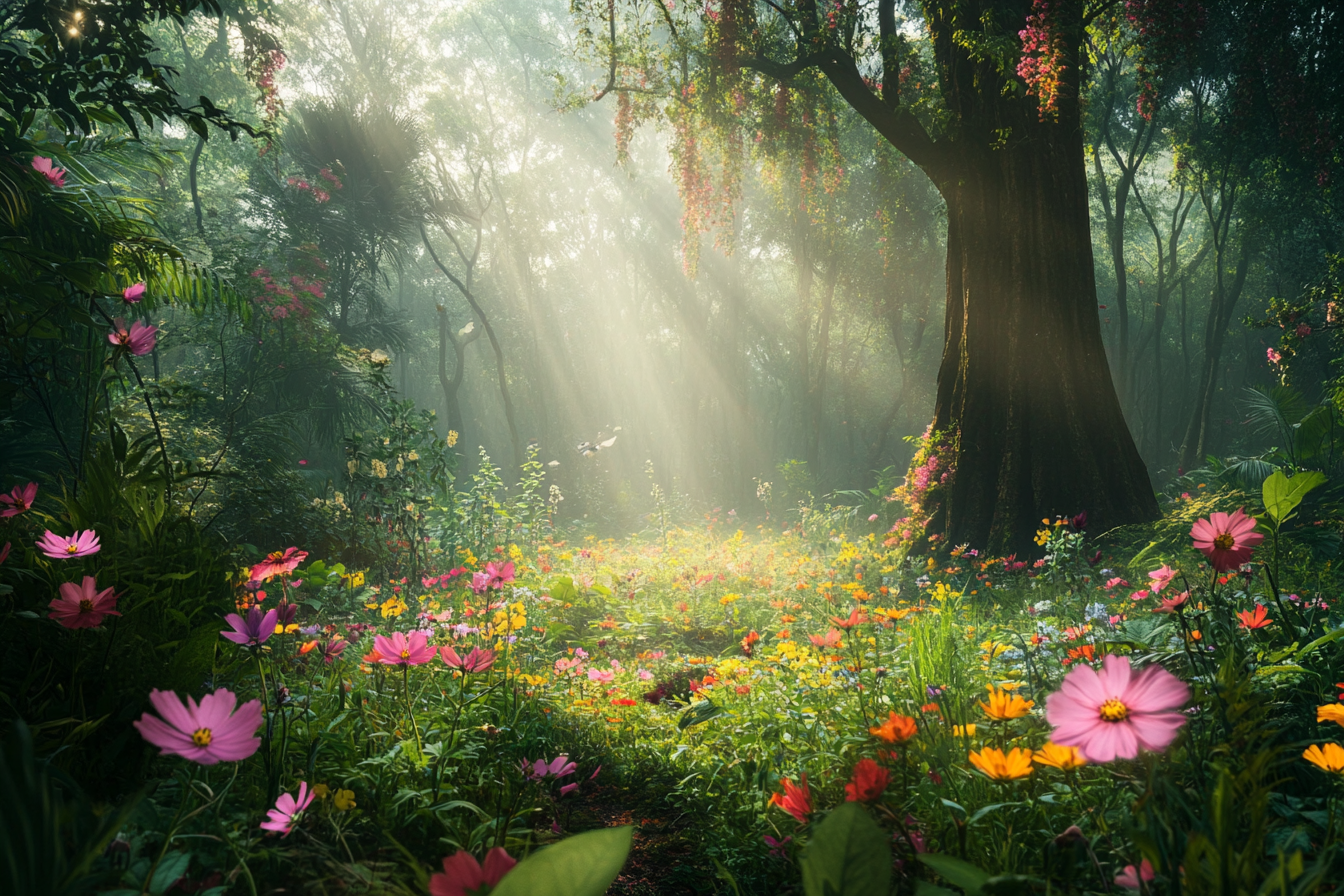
980;687;1035;720
969;747;1034;780
720;593;741;605
347;459;358;476
395;456;405;473
951;724;978;737
447;430;459;447
979;640;1011;661
379;596;407;618
1303;742;1344;774
1033;742;1087;770
312;783;331;800
1034;529;1050;546
333;789;357;811
407;450;419;461
1318;704;1344;728
371;459;388;479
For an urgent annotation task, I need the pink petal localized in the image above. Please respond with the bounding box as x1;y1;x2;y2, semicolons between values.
1123;664;1189;713
1129;710;1187;752
1079;721;1139;763
148;689;197;735
481;847;517;885
195;689;239;732
1095;654;1133;696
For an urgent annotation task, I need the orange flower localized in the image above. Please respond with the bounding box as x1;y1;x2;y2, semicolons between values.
1066;645;1096;663
969;747;1034;780
979;687;1035;721
1032;742;1087;770
1317;704;1344;728
769;775;812;823
1303;742;1344;774
920;703;940;714
869;711;918;743
1237;605;1272;629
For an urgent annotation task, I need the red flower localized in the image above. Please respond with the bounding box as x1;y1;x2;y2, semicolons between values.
830;607;868;629
769;774;812;823
1237;605;1272;630
1190;508;1263;571
844;758;890;803
250;547;309;582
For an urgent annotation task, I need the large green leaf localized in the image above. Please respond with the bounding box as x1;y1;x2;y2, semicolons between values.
491;826;633;896
801;803;892;896
1262;470;1327;525
916;854;992;895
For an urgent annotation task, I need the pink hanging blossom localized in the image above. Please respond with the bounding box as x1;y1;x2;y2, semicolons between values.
260;782;315;835
1266;347;1282;364
0;482;37;517
123;282;146;303
1147;565;1177;593
134;688;263;764
1044;654;1189;762
49;576;120;629
36;529;101;559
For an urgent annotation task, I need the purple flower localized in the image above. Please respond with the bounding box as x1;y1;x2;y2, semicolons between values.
524;755;578;780
222;606;279;646
36;529;101;559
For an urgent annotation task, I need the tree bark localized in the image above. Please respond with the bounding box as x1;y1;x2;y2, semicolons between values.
927;127;1158;551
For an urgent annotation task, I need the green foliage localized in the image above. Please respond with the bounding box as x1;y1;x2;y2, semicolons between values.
800;803;891;896
491;826;633;896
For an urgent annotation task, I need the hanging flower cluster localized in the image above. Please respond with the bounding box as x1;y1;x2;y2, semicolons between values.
1017;0;1066;120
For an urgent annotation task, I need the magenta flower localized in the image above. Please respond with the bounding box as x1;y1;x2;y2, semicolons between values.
440;645;495;673
1190;508;1263;571
1044;654;1190;763
32;155;65;187
469;571;490;594
319;637;349;664
107;318;157;356
429;848;516;896
370;631;435;666
36;529;101;559
1147;565;1176;594
260;782;315;836
250;547;309;582
1115;859;1155;890
134;688;263;765
1152;592;1188;614
0;482;37;517
524;755;577;780
123;282;146;303
221;606;279;646
483;560;515;589
48;576;121;629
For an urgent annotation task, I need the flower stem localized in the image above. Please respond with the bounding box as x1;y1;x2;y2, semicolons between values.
402;665;422;754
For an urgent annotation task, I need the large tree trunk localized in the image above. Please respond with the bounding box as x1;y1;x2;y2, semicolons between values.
926;130;1159;552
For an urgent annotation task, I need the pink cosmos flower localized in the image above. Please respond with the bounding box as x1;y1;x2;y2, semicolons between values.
222;606;279;646
250;547;309;582
469;571;490;593
0;482;37;517
1190;509;1263;571
370;631;435;666
587;667;614;683
32;155;65;187
107;318;157;356
123;282;146;303
1115;859;1155;890
260;782;315;835
36;529;101;559
524;755;577;780
1153;592;1188;614
1147;565;1176;594
441;645;494;672
1044;654;1190;763
49;576;121;629
429;848;517;896
134;688;263;764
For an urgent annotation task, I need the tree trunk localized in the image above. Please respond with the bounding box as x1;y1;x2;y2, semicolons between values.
927;132;1159;552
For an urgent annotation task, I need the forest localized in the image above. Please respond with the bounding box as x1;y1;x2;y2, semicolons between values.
2;0;1344;894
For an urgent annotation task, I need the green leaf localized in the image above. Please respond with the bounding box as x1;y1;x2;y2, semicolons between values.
678;699;725;730
801;803;892;896
147;850;192;895
1262;470;1326;525
914;885;962;896
491;826;633;896
916;854;992;895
